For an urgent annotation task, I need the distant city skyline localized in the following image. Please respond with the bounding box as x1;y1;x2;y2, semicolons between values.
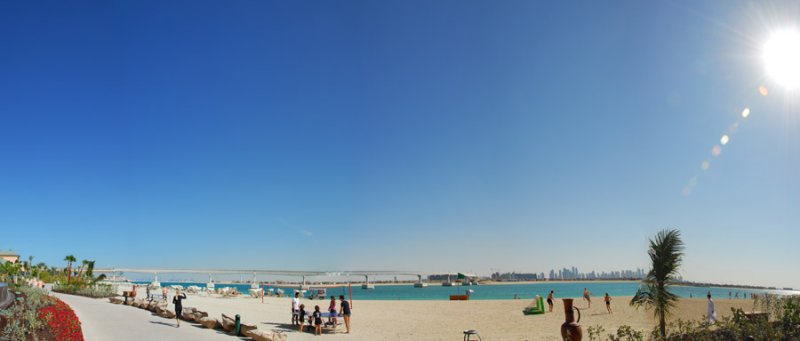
2;1;799;289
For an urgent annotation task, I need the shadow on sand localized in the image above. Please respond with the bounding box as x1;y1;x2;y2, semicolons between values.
148;320;247;339
261;321;345;335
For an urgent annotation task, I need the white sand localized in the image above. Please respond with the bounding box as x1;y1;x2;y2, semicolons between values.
117;286;754;340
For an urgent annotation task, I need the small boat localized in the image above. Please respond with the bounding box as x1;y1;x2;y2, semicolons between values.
413;282;428;288
361;284;375;289
450;289;474;300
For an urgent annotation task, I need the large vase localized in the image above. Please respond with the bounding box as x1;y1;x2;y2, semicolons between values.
560;298;582;341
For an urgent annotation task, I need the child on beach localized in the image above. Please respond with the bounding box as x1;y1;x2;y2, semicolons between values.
604;293;612;313
313;305;323;335
547;290;555;312
328;296;337;325
298;304;306;331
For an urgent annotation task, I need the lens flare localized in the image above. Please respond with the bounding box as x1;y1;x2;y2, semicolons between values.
720;134;730;145
701;161;710;170
759;85;769;96
711;145;722;157
741;108;750;118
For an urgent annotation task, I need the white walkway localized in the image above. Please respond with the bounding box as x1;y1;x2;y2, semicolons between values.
53;293;238;341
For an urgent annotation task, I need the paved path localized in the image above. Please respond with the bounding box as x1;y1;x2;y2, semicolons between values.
53;293;238;341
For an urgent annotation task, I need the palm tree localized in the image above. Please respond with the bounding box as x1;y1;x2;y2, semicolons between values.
0;261;13;282
35;262;47;278
28;255;34;277
9;260;21;284
630;229;684;338
64;255;76;284
85;260;95;278
78;259;89;278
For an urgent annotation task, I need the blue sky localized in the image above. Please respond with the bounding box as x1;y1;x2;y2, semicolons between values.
1;1;798;288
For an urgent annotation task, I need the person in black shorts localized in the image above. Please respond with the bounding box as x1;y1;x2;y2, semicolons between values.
297;304;306;332
339;295;351;334
604;293;612;314
547;290;555;312
313;305;323;335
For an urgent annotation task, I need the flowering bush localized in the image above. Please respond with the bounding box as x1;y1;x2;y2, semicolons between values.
38;298;84;341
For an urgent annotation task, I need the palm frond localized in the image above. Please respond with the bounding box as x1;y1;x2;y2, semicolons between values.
636;229;684;338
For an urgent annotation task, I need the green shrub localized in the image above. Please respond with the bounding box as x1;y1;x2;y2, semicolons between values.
53;283;115;298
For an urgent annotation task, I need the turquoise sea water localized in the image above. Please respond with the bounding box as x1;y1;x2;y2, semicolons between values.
137;281;799;301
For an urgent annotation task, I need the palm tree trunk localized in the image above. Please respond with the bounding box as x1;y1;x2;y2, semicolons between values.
659;314;666;338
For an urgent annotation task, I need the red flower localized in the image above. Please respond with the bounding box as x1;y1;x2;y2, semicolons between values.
38;298;85;341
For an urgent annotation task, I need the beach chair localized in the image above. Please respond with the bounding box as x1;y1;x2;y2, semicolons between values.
463;329;481;340
523;296;546;315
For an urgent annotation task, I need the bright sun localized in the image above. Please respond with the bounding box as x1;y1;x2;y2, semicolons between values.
763;29;800;89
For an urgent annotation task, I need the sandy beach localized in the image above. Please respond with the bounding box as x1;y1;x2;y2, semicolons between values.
112;286;754;340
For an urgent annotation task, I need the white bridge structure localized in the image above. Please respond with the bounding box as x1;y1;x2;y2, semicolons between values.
94;268;431;289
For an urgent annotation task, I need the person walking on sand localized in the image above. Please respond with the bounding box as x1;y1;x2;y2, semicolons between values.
707;293;717;323
547;290;555;312
162;286;168;302
604;293;612;313
292;292;301;326
339;295;351;334
173;288;187;327
583;288;591;308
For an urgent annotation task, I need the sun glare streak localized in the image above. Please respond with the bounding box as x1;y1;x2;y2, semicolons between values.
763;29;800;89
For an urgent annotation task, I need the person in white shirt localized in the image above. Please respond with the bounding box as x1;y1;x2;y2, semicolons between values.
707;293;716;323
291;292;301;325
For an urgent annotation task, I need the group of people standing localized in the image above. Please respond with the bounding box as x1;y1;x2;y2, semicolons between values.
160;286;354;333
292;291;351;335
544;288;613;314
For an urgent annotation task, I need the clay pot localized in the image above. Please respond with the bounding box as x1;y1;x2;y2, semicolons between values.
560;298;582;341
